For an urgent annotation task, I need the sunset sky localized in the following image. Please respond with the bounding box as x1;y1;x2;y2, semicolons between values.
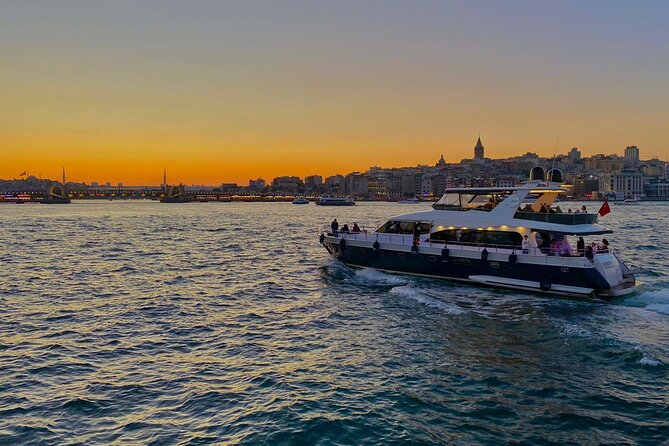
2;1;668;185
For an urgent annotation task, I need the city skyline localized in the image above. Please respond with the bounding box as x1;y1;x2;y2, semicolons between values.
2;1;669;185
3;140;661;188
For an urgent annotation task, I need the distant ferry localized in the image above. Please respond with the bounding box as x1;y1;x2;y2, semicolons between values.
316;196;355;206
292;197;310;204
320;167;637;299
0;193;30;204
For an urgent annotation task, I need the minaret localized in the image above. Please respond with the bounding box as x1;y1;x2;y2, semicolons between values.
474;137;485;159
163;168;167;189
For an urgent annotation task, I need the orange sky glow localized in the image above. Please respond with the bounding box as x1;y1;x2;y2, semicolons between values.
2;2;668;185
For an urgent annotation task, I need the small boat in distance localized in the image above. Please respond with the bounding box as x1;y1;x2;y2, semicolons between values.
398;198;421;204
615;197;641;205
292;197;310;204
316;196;355;206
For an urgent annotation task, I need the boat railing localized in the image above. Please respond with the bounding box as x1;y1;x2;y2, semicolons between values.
513;211;598;225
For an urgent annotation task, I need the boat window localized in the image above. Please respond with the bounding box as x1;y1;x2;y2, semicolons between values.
433;193;502;211
376;221;431;234
430;229;522;247
433;193;461;208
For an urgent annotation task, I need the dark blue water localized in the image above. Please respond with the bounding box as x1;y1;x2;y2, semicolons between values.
1;201;668;445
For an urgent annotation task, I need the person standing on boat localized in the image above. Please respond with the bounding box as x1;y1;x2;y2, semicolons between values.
521;235;530;254
331;218;339;237
577;237;585;256
413;222;421;246
352;222;361;233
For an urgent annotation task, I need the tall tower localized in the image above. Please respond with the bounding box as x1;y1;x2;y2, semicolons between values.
474;137;485;159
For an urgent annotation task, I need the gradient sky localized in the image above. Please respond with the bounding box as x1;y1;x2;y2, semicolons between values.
2;0;668;185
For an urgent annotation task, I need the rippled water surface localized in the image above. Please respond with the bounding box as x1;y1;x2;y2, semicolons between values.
1;201;668;445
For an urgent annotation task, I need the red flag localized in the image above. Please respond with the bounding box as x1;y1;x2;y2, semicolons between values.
598;200;611;217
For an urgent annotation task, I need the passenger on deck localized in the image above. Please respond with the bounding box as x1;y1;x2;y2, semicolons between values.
331;218;339;236
581;205;587;213
598;238;610;252
568;208;573;214
550;238;560;256
522;203;533;212
585;245;594;261
577;237;585;256
555;206;563;213
521;235;530;254
559;238;573;256
352;222;361;233
341;224;350;233
539;204;549;213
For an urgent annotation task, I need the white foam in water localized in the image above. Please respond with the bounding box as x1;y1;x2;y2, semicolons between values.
556;321;593;339
390;285;465;314
625;289;669;316
639;353;662;367
354;268;408;286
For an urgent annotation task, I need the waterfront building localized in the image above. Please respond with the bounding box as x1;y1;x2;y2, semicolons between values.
271;176;302;194
324;175;345;194
249;178;266;189
572;176;600;197
344;172;368;197
367;176;388;199
599;170;644;199
645;178;669;199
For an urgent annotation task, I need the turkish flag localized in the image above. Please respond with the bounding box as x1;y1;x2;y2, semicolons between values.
598;200;611;217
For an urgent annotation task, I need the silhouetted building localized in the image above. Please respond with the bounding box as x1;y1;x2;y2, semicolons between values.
625;145;640;163
474;137;485;159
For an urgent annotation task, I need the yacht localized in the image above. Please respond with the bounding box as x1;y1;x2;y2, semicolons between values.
320;167;637;299
292;197;310;204
316;196;355;206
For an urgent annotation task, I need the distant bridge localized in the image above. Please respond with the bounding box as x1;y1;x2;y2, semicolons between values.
1;186;318;202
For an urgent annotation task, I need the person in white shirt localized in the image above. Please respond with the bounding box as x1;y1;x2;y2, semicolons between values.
521;235;530;254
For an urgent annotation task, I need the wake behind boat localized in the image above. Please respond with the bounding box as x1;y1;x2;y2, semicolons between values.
320;167;637;300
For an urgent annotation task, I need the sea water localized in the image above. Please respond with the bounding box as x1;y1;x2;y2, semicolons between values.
1;201;668;445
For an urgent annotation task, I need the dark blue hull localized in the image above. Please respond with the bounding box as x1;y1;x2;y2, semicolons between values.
324;240;613;298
